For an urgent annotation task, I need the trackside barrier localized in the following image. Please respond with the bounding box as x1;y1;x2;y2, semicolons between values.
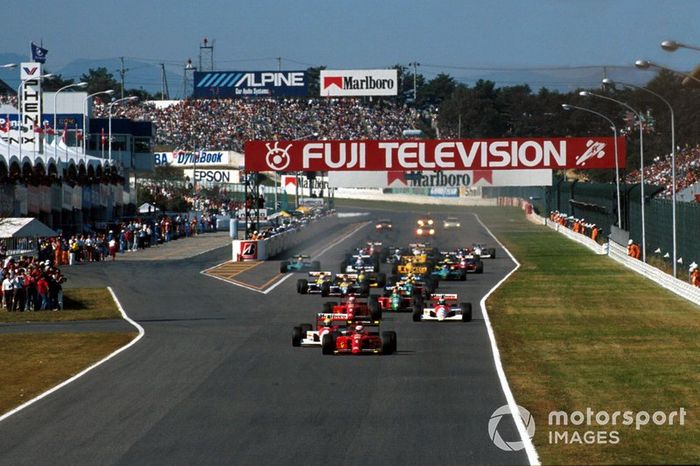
608;241;700;307
232;213;368;261
543;218;608;255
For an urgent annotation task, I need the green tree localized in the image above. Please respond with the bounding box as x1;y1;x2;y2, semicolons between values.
80;67;120;97
42;74;75;92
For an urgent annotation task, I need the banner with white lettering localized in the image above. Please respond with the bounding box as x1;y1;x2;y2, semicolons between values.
328;169;553;188
244;138;626;172
194;70;308;98
281;175;329;195
320;69;398;97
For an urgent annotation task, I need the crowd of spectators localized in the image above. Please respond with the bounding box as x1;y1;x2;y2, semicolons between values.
93;98;419;152
624;145;700;198
549;211;602;243
1;255;66;312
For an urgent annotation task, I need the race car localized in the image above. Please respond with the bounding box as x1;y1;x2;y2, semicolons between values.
460;256;484;273
292;313;351;347
321;321;396;355
443;216;461;229
322;295;382;321
469;243;496;259
416;218;436;237
280;255;321;273
297;271;333;295
374;219;393;232
377;284;424;312
324;274;371;297
412;293;472;322
341;251;379;273
431;261;467;281
387;273;438;298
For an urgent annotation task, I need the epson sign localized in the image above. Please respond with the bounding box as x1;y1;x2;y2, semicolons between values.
320;69;398;97
194;70;308;98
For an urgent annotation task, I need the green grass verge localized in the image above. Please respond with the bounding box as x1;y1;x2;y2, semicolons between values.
0;332;136;416
0;288;121;323
335;198;699;464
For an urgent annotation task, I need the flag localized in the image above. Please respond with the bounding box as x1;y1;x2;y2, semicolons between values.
33;123;43;134
677;257;683;264
100;128;105;147
663;252;670;258
44;122;55;135
31;42;48;63
61;121;68;143
654;247;661;254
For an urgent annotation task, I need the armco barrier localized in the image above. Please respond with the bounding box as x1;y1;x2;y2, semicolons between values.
608;241;700;307
543;218;608;255
232;213;367;261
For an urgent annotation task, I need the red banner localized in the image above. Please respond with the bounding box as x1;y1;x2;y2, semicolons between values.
244;137;626;172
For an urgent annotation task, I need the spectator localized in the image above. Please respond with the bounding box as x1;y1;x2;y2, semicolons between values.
627;239;641;260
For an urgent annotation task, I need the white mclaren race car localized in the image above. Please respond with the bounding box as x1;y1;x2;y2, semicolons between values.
412;293;472;322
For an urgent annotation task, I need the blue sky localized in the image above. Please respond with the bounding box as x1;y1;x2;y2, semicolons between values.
2;0;700;86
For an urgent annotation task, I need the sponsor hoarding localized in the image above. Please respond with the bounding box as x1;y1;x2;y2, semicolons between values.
154;150;236;167
239;241;258;260
19;62;43;150
328;169;553;187
320;69;398;97
184;169;241;184
193;70;307;98
281;175;329;195
244;138;626;172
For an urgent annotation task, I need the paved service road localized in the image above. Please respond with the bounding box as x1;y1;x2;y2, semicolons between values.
0;206;529;465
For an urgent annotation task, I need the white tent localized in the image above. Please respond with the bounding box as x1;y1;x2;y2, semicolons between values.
0;218;57;239
138;202;160;214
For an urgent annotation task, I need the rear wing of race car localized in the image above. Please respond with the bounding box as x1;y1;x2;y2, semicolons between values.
316;312;351;322
336;273;359;280
368;241;383;246
430;293;458;302
315;313;379;325
409;242;431;249
309;271;332;277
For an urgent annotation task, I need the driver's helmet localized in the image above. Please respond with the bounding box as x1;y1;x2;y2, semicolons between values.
358;273;366;282
355;324;364;333
348;295;356;304
323;317;332;326
438;297;446;305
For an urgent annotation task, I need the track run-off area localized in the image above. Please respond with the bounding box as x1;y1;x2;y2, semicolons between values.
2;202;697;464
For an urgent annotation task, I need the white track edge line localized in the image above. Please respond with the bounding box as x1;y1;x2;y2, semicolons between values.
0;287;145;423
473;212;541;466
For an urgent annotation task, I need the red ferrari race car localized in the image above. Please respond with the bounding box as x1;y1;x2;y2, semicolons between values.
412;293;473;322
292;312;353;347
321;321;397;355
322;295;382;321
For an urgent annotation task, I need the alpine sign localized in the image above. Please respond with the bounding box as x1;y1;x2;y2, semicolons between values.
194;70;307;98
320;70;398;97
244;137;626;172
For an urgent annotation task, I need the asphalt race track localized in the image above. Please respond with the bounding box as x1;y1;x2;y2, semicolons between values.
0;205;529;465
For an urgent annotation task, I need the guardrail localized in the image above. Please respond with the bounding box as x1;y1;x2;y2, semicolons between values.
231;213;367;261
607;241;700;307
543;218;608;255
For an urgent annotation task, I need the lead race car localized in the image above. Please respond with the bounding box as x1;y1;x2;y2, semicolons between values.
468;243;496;259
321;321;397;355
412;293;473;322
280;255;321;273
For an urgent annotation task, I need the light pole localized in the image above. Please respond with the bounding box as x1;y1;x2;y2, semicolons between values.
409;61;420;103
635;59;700;87
17;73;53;163
83;89;115;155
54;82;88;162
660;40;700;53
107;96;138;166
580;90;647;262
562;103;622;228
2;64;17;162
604;77;678;276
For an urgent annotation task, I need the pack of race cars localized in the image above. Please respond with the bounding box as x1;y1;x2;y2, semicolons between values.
288;217;497;356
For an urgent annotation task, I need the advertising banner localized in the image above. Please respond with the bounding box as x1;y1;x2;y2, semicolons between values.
245;137;626;172
154;150;235;167
20;62;43;151
328;169;553;188
320;69;398;97
184;169;241;184
281;175;329;195
194;70;307;98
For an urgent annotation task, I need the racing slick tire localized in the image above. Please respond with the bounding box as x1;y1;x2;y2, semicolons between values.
280;262;288;273
292;326;303;347
300;323;313;334
321;282;331;297
297;279;309;294
360;282;370;297
477;264;484;274
381;332;395;355
391;265;398;275
321;333;336;355
387;275;398;287
488;248;496;258
369;299;382;321
311;261;321;271
461;303;473;322
460;271;467;281
339;261;348;274
376;272;387;288
412;307;422;322
387;331;397;353
412;296;424;310
323;301;339;313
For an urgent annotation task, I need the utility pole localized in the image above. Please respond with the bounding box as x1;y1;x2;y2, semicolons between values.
409;61;420;103
160;63;170;100
277;57;282;71
118;57;129;99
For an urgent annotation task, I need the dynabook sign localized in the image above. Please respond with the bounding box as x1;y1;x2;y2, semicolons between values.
244;138;626;172
154;151;234;167
320;69;398;97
